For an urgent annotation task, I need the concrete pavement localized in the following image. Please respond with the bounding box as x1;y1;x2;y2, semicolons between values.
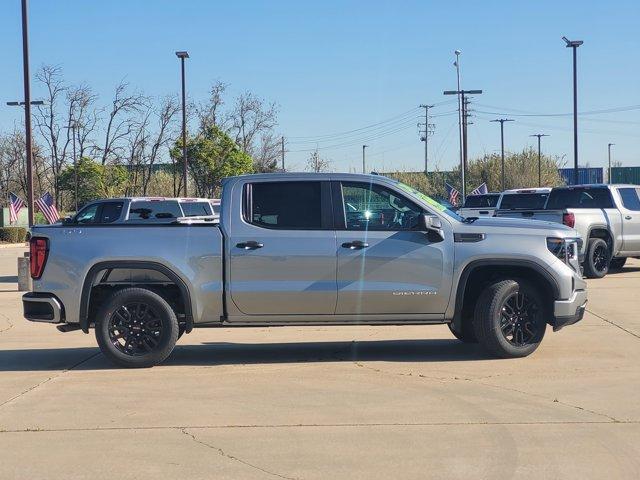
0;245;639;479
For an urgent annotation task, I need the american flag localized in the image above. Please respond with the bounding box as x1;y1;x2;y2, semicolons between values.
35;192;60;224
445;183;460;207
9;192;25;224
469;183;488;196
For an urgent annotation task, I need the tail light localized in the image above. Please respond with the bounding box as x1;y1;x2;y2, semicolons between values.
562;212;575;228
30;237;49;279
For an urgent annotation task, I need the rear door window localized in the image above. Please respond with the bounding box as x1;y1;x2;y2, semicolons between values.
546;188;614;209
247;181;325;229
128;201;182;221
618;188;640;211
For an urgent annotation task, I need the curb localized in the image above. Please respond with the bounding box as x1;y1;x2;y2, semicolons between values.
0;242;28;249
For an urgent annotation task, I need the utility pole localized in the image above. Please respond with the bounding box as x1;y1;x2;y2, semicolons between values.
490;118;514;191
530;134;549;187
608;143;615;184
362;145;368;174
444;88;482;201
562;37;583;185
175;51;189;196
20;0;35;227
418;104;435;173
281;136;285;171
453;50;464;200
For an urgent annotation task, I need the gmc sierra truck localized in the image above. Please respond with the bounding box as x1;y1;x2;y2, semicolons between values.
495;184;640;278
23;173;587;367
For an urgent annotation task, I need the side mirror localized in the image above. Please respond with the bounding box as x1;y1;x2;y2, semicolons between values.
62;216;74;225
422;214;444;241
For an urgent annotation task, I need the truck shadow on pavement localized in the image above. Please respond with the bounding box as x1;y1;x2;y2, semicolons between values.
0;339;490;371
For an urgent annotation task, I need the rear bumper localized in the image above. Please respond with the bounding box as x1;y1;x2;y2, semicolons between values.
552;289;587;331
22;292;65;324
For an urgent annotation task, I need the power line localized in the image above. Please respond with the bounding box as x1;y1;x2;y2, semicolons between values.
475;103;640;118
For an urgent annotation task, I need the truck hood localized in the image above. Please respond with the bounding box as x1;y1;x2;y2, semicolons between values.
457;216;576;236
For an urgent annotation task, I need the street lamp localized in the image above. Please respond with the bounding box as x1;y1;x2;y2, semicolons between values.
530;134;549;187
362;145;368;173
453;50;464;198
562;36;583;185
175;50;189;196
490;119;515;191
608;143;615;184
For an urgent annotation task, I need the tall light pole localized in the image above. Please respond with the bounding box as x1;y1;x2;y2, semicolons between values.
20;0;35;226
175;51;189;196
362;145;368;173
418;104;435;174
608;143;615;184
530;134;549;187
445;89;482;200
64;124;78;211
453;50;464;197
562;37;583;186
281;136;285;171
490;119;514;191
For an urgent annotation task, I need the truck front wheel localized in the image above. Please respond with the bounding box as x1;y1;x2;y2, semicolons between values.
95;288;179;368
473;279;546;358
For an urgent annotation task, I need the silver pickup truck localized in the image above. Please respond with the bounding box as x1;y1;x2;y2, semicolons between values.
23;173;586;367
495;184;640;278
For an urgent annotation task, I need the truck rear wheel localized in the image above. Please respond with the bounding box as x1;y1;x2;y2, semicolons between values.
473;279;546;358
95;288;179;368
583;238;609;278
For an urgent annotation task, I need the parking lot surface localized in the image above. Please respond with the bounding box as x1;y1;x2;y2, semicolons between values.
1;245;639;479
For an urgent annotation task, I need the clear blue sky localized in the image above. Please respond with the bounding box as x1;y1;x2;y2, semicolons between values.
1;0;639;173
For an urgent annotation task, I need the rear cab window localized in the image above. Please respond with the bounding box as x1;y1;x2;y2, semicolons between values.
127;200;182;221
499;193;549;210
180;201;213;217
245;181;329;229
546;187;615;209
463;194;500;208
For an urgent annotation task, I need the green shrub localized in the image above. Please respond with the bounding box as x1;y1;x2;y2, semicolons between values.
0;227;28;244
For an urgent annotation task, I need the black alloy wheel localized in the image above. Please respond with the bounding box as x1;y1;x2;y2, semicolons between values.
108;302;163;356
499;291;539;347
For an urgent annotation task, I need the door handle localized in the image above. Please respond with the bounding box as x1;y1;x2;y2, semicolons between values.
625;215;632;220
341;240;369;250
236;240;264;250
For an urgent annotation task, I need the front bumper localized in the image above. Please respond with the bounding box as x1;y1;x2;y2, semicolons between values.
552;289;587;331
23;292;65;324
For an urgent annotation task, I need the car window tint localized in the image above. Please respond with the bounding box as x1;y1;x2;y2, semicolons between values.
98;202;123;223
75;204;99;224
180;202;212;217
499;193;549;210
546;188;614;209
341;182;422;231
619;188;640;211
249;182;322;229
463;194;500;208
128;201;182;220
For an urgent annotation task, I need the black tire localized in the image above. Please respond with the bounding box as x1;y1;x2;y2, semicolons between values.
609;257;627;271
448;322;478;343
95;288;179;368
473;279;546;358
583;238;610;278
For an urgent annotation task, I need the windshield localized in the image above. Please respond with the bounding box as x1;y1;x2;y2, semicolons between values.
463;194;500;208
395;181;464;221
499;193;549;210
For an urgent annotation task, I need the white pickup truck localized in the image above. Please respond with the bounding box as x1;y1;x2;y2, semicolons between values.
459;188;551;218
495;184;640;278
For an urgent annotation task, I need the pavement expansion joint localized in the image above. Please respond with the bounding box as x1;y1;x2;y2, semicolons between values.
587;308;640;340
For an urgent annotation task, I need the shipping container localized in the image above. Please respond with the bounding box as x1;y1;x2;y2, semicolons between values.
558;167;603;185
611;167;640;185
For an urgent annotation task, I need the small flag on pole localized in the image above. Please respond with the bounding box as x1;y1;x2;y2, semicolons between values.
469;183;488;196
9;193;25;224
445;183;460;207
35;192;60;224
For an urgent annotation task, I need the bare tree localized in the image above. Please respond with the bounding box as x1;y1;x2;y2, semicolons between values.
196;80;227;132
67;84;99;160
228;91;278;154
94;81;147;165
306;149;330;173
253;133;281;172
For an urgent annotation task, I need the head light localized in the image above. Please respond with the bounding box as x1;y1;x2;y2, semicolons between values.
547;237;580;270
